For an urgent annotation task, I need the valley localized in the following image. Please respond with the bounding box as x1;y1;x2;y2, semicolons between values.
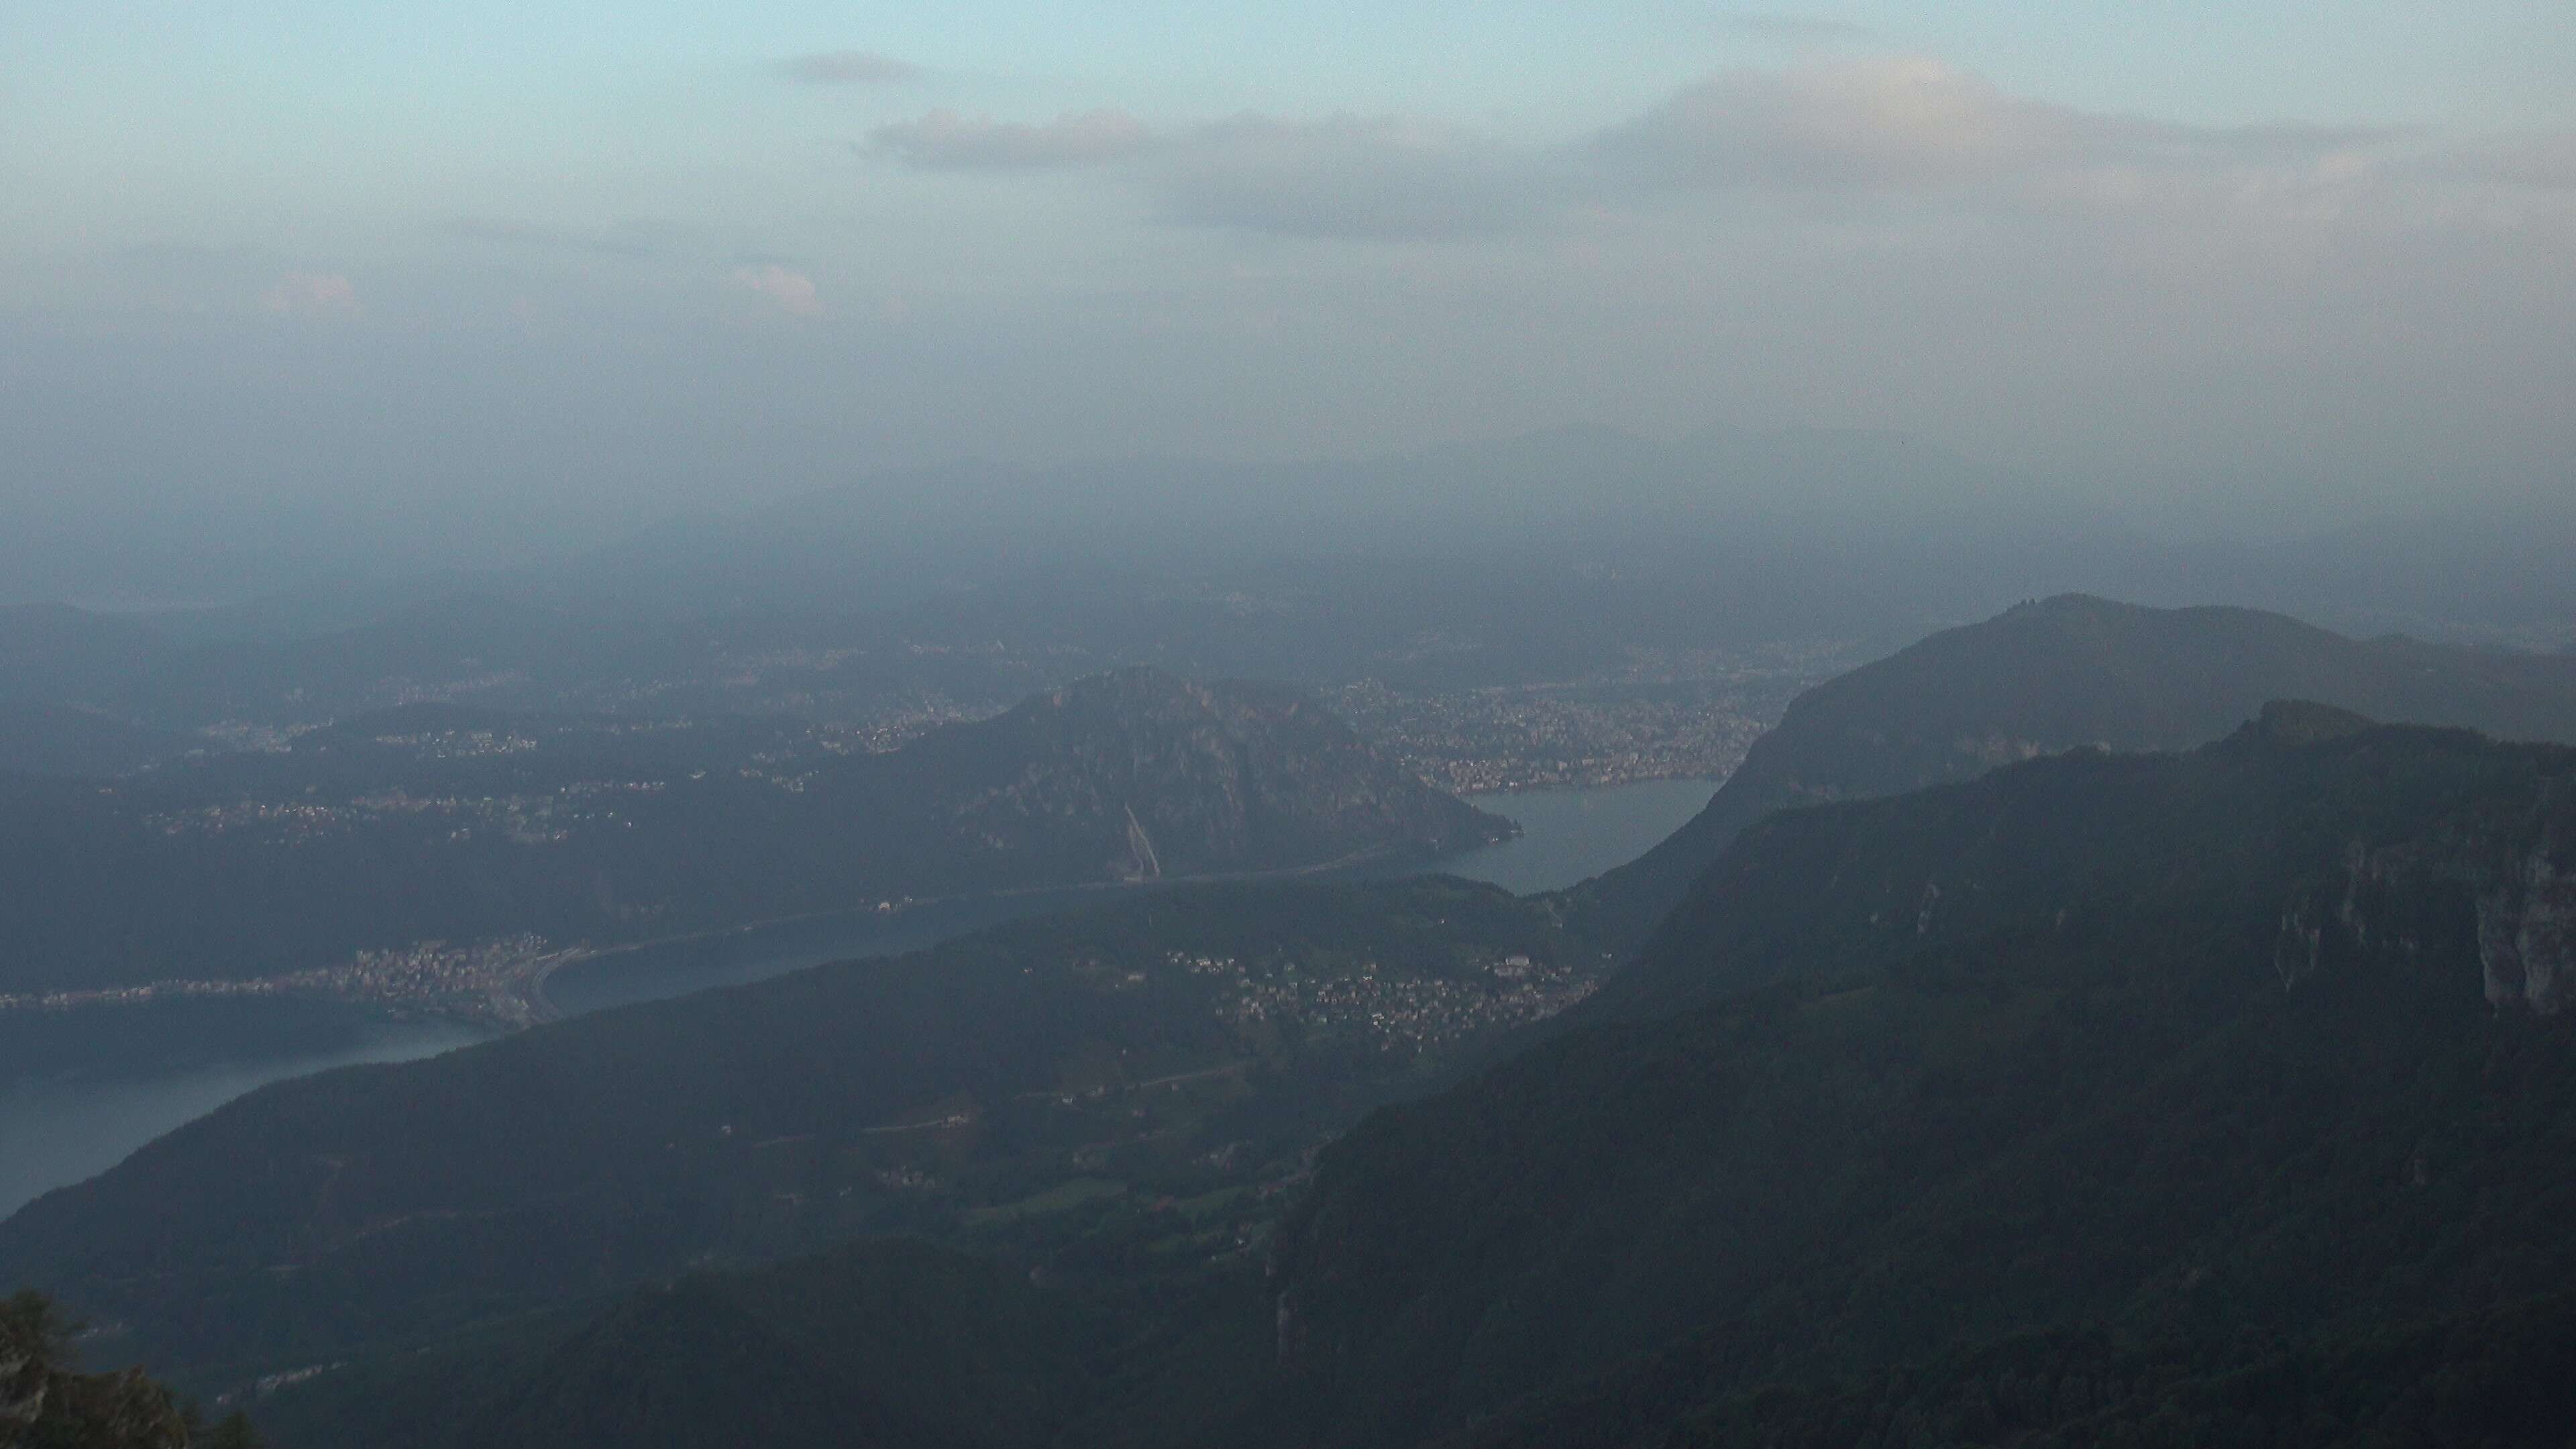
0;670;1509;1000
0;775;1703;1220
14;597;2576;1449
18;20;2575;1442
0;878;1622;1386
35;690;2572;1449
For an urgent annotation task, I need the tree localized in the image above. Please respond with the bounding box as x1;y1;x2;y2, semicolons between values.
2;1289;189;1449
3;1291;76;1436
198;1412;262;1449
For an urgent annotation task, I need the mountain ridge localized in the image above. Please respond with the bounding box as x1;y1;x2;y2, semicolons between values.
1264;714;2576;1445
0;667;1507;995
1567;594;2576;947
205;712;2576;1449
0;877;1602;1383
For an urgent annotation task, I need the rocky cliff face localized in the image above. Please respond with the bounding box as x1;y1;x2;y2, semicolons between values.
2271;784;2576;1016
2480;849;2576;1014
1595;701;2576;1026
0;1297;187;1449
0;1344;36;1438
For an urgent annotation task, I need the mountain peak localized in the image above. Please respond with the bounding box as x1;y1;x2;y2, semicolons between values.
2012;591;2133;616
1039;665;1200;707
2247;698;2379;747
1568;596;2576;947
910;670;1509;877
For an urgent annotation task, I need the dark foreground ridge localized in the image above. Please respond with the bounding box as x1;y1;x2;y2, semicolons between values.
0;877;1605;1394
1269;708;2576;1445
25;706;2576;1448
1;1290;259;1448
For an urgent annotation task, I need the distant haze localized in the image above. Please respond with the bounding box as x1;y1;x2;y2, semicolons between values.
5;3;2573;602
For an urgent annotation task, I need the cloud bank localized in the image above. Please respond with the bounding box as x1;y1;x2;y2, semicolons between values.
1594;58;2400;198
260;272;358;314
733;264;820;316
1155;115;1546;239
868;109;1155;170
23;39;2567;553
863;56;2429;240
867;108;1548;239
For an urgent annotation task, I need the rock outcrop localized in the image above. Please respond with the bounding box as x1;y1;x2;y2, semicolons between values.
0;1293;188;1448
2479;848;2576;1014
2272;789;2576;1015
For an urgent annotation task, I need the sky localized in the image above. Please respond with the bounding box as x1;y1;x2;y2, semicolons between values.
5;1;2575;582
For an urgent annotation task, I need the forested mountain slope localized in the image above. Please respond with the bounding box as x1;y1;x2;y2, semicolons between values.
1270;706;2576;1446
0;879;1599;1386
0;703;196;779
250;1236;1279;1449
1571;595;2576;945
0;669;1505;994
201;708;2576;1449
27;696;2576;1448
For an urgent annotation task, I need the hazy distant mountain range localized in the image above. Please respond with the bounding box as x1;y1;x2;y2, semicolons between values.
19;427;2575;646
0;555;1817;752
7;430;2573;757
0;702;195;780
4;426;2039;616
0;669;1505;996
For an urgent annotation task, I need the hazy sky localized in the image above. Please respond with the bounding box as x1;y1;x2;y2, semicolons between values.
6;1;2574;561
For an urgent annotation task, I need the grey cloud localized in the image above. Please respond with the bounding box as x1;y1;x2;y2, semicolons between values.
1593;58;2396;195
2194;121;2406;157
2439;133;2576;190
1152;115;1550;240
865;60;2419;243
869;106;1549;238
1598;58;2117;191
867;108;1155;170
780;50;920;85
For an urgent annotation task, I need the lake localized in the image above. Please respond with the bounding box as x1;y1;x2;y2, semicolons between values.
0;1004;486;1220
1446;777;1713;894
546;775;1713;1012
0;776;1713;1218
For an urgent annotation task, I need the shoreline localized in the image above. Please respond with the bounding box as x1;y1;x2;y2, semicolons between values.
519;836;1501;1022
6;780;1721;1030
1;837;1503;1032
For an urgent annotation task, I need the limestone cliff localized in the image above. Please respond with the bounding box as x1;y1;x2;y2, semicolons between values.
2273;783;2576;1015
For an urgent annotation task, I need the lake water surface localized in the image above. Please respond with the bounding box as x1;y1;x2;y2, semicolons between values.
0;1010;486;1219
1447;777;1713;894
0;777;1713;1218
548;776;1712;1014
